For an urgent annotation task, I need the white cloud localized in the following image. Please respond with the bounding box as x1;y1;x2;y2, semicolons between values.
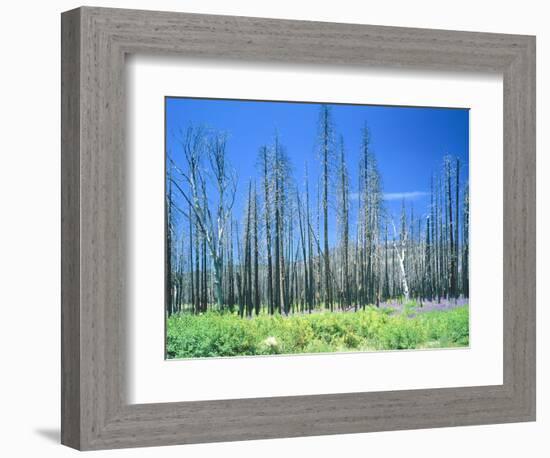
383;191;429;201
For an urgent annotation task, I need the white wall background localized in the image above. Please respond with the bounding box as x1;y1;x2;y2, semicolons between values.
0;1;546;456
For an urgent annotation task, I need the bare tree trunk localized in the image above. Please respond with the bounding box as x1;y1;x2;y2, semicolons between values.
253;184;260;315
394;244;410;301
274;143;282;314
394;202;410;302
446;158;456;298
235;221;244;317
462;183;470;298
188;203;195;313
297;191;309;314
338;137;350;309
227;220;235;312
193;216;199;314
425;215;432;301
260;146;274;314
316;182;322;308
455;157;460;297
383;224;390;300
201;234;207;311
244;182;253;316
166;165;173;316
305;164;314;312
320;106;332;311
279;187;288;315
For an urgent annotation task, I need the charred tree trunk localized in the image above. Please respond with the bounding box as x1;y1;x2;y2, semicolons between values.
260;146;274;314
253;184;260;315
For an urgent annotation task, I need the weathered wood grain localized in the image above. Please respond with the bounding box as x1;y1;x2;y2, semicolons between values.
61;6;536;450
61;7;81;450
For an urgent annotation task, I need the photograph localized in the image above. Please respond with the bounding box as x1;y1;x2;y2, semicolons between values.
164;97;470;359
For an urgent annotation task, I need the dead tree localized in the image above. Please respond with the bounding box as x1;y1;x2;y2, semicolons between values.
171;127;237;310
258;145;274;314
337;136;350;309
318;105;334;311
391;202;410;302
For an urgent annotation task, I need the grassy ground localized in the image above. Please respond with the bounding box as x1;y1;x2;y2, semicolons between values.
166;302;469;359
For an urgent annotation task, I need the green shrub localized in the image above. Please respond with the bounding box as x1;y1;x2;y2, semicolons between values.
418;306;469;347
166;305;469;358
375;317;427;350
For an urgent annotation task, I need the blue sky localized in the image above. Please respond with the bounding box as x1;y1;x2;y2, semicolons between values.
166;97;469;244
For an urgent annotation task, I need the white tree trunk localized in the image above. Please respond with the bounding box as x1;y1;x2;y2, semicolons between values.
396;248;409;301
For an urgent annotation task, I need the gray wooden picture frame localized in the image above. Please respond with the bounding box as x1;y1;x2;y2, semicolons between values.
61;6;536;451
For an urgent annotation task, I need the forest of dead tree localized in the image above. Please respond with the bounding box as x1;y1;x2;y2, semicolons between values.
166;105;469;320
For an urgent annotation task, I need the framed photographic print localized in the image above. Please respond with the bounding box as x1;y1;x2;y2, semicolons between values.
61;6;536;450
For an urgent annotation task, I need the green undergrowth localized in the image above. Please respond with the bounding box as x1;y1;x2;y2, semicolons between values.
166;304;469;359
